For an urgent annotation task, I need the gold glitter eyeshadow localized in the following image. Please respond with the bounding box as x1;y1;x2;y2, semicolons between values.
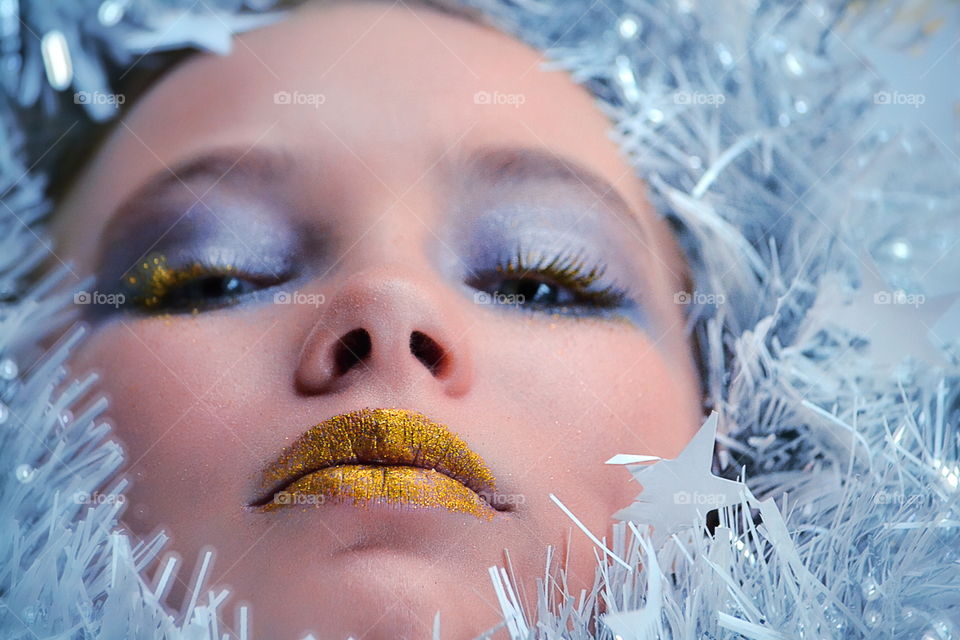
122;251;236;310
255;408;498;520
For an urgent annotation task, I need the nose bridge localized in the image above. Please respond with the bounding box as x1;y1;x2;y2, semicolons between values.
294;264;473;398
342;156;440;262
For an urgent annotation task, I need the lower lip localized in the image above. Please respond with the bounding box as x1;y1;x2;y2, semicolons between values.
257;464;494;520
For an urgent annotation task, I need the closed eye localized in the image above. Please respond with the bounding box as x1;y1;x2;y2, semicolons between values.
120;252;286;313
467;248;627;312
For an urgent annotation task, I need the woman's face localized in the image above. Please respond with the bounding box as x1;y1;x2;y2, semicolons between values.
54;2;701;638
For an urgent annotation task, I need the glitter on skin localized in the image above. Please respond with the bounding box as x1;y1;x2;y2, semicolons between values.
122;251;236;310
256;408;498;520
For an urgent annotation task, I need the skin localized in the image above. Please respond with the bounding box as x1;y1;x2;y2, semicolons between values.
51;2;703;638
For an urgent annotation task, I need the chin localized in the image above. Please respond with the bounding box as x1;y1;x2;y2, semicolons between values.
243;540;502;639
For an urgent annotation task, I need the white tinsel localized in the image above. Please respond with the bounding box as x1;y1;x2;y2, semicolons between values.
1;0;958;638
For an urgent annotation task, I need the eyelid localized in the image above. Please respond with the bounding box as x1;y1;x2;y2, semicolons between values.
117;251;292;312
465;146;647;240
99;146;294;253
94;180;309;292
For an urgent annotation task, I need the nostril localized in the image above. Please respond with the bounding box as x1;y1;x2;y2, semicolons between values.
333;328;372;376
409;330;447;376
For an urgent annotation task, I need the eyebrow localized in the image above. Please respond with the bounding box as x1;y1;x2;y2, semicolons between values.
464;146;648;235
105;144;648;250
112;146;293;212
102;145;291;230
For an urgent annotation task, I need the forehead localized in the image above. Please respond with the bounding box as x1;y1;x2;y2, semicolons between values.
57;1;676;281
78;2;640;201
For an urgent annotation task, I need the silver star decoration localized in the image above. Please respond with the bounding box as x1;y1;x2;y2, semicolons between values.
607;412;750;550
797;253;959;370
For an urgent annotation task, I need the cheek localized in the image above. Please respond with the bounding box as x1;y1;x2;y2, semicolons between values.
478;318;697;459
468;317;699;588
472;318;698;511
70;315;284;534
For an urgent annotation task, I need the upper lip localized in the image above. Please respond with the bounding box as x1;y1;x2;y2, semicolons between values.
250;407;505;510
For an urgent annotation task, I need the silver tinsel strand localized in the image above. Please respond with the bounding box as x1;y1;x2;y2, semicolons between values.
1;0;958;638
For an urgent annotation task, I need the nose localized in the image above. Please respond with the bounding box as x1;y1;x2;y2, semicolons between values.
294;267;474;398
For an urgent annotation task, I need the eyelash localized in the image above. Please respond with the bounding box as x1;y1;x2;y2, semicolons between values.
476;247;628;311
120;253;271;313
116;248;629;316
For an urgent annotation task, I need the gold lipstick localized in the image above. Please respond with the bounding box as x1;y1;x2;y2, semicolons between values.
252;408;500;520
